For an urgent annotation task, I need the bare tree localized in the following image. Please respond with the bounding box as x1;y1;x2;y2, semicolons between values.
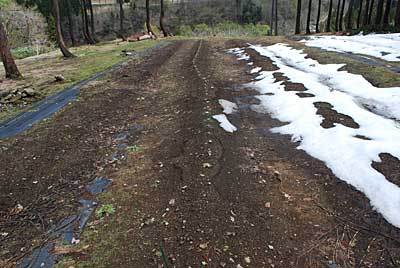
347;0;355;29
363;0;370;25
306;0;313;33
80;0;95;44
52;0;75;57
368;0;375;24
88;0;96;38
383;0;392;26
335;0;342;31
357;0;364;28
295;0;302;34
118;0;127;40
236;0;242;23
66;0;77;46
316;0;322;32
160;0;168;37
375;0;384;24
0;22;22;79
270;0;275;35
326;0;334;31
339;0;346;30
275;0;278;34
146;0;157;37
396;0;400;27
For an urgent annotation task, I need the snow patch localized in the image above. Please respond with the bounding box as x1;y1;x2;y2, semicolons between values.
218;99;238;114
301;33;400;62
250;67;262;74
231;43;400;228
213;114;237;133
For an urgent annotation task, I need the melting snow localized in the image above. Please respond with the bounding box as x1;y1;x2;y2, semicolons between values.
231;43;400;228
301;33;400;62
219;99;238;114
213;114;237;133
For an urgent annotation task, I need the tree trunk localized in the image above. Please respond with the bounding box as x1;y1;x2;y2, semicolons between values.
80;0;90;43
118;0;127;40
160;0;168;37
335;0;341;31
368;0;375;24
396;0;400;27
275;0;278;34
339;0;346;30
316;0;322;32
0;22;22;79
295;0;302;34
146;0;157;37
80;0;95;44
82;0;96;44
306;0;312;33
383;0;392;26
347;0;355;30
88;0;96;37
66;0;77;46
375;0;384;24
357;0;364;28
270;0;275;35
52;0;75;58
326;0;333;31
363;0;370;25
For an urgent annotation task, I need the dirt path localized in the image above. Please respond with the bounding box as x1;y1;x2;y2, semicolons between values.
1;39;399;268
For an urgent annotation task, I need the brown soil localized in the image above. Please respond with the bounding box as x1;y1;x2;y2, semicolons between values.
1;39;399;268
314;102;360;129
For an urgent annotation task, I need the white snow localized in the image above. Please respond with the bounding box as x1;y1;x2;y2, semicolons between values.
230;43;400;228
218;99;238;114
213;114;237;133
250;67;262;74
301;33;400;62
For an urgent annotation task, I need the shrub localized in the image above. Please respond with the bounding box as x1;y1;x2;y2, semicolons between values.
11;46;53;60
194;23;210;35
177;25;193;36
177;20;270;37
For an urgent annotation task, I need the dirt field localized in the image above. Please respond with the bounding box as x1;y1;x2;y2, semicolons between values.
1;39;399;268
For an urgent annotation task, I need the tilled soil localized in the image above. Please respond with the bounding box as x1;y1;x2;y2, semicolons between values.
1;39;399;268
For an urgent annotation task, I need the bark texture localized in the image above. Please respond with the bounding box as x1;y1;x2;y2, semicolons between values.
52;0;75;58
0;22;22;79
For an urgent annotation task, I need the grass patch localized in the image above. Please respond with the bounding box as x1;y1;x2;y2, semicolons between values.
0;39;161;122
43;40;160;95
